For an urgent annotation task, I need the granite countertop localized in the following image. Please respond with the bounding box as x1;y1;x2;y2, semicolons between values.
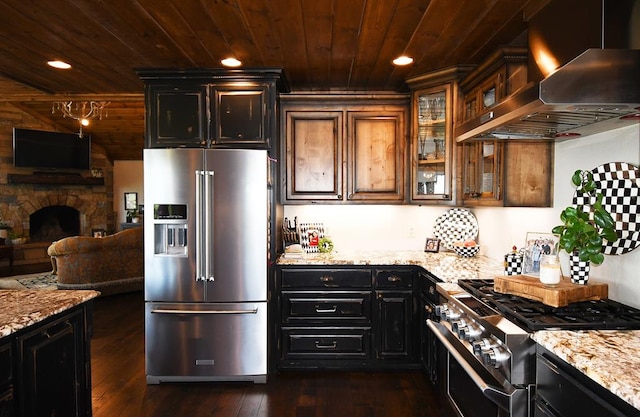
0;289;100;338
533;330;640;411
277;249;505;283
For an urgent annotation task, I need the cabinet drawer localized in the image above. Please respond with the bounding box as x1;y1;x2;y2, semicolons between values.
282;327;371;359
374;269;413;288
281;292;371;323
536;351;634;417
281;269;372;289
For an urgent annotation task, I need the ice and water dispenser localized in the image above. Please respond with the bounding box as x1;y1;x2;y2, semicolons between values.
153;204;188;256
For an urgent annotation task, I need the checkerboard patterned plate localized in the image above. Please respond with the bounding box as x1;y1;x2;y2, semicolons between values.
434;208;479;250
573;162;640;255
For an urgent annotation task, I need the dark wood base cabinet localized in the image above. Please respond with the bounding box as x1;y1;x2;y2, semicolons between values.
535;346;640;417
275;266;419;370
3;304;93;417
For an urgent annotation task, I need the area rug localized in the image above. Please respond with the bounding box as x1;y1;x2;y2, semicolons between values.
0;272;58;290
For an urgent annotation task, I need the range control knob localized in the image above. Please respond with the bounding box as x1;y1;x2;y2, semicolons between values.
482;346;510;368
459;324;482;341
434;304;448;318
442;308;461;322
471;338;495;355
450;319;467;334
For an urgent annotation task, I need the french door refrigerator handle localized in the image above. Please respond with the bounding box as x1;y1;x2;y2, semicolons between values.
195;170;206;282
204;170;215;282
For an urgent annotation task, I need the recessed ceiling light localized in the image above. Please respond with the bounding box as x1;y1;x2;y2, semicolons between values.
47;60;72;69
393;56;414;66
221;57;242;67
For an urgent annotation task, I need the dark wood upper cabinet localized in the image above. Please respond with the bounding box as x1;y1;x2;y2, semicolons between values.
148;84;208;148
138;68;288;150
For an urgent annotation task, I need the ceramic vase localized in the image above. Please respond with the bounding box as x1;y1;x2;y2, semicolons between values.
569;251;590;284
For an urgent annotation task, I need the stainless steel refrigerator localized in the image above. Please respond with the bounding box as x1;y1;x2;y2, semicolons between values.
144;148;268;384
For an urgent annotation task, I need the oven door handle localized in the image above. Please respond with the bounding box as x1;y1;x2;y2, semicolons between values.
427;319;513;413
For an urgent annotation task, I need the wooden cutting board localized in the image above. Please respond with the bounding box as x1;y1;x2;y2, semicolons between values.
493;275;608;308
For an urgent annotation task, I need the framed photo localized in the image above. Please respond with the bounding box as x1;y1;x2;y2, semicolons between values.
124;192;138;210
92;228;106;238
424;238;440;253
522;232;560;277
138;204;145;214
298;222;325;253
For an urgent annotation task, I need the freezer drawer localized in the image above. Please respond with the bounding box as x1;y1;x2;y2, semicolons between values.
145;302;267;384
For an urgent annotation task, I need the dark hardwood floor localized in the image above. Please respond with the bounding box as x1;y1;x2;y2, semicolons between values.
91;292;444;417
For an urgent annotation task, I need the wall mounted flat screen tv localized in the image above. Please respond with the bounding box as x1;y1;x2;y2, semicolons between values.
13;128;91;170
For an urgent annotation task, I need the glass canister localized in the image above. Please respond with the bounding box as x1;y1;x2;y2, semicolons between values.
539;254;561;285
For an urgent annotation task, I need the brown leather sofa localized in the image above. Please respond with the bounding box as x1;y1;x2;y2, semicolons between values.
47;227;143;295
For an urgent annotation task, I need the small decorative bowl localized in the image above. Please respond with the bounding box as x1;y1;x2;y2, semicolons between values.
453;245;480;258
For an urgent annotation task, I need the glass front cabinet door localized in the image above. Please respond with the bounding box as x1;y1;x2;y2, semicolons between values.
411;84;453;202
461;140;502;205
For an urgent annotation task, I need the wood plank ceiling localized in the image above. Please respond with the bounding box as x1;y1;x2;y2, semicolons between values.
0;0;551;161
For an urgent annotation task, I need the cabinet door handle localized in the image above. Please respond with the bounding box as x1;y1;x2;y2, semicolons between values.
315;305;338;313
315;341;337;349
42;321;73;341
387;275;401;283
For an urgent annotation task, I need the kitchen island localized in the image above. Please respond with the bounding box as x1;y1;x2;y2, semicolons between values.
0;289;99;417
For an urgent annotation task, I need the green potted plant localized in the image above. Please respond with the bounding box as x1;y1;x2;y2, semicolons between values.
126;208;141;223
552;169;618;283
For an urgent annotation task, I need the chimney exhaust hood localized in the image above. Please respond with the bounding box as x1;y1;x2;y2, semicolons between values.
455;0;640;142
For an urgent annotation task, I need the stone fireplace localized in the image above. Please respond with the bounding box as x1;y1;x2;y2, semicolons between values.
0;176;113;242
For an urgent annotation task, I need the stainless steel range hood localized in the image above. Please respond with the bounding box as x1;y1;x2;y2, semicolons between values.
455;0;640;142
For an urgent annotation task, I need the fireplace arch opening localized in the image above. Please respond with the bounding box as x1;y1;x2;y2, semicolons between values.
30;205;80;242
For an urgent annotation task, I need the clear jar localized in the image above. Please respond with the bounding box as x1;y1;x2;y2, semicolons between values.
539;254;561;285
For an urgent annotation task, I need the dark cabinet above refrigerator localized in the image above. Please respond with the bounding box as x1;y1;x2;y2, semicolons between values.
137;68;290;150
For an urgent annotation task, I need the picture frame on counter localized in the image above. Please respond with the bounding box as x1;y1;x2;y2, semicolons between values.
522;232;559;277
425;238;440;252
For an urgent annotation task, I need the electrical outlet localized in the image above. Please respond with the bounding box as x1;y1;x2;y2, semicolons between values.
409;226;415;237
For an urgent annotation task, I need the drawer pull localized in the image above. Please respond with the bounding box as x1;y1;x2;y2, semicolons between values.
387;275;402;282
315;305;338;313
320;275;338;287
315;341;337;349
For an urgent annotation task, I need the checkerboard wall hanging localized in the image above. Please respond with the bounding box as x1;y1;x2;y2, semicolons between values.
573;162;640;255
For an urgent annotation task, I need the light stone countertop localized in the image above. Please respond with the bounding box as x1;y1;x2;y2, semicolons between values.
277;249;505;283
533;330;640;411
0;289;100;338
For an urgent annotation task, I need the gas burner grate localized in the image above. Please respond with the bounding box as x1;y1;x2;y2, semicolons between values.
457;279;640;331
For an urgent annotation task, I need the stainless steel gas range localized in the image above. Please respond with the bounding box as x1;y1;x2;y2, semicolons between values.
427;278;640;417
